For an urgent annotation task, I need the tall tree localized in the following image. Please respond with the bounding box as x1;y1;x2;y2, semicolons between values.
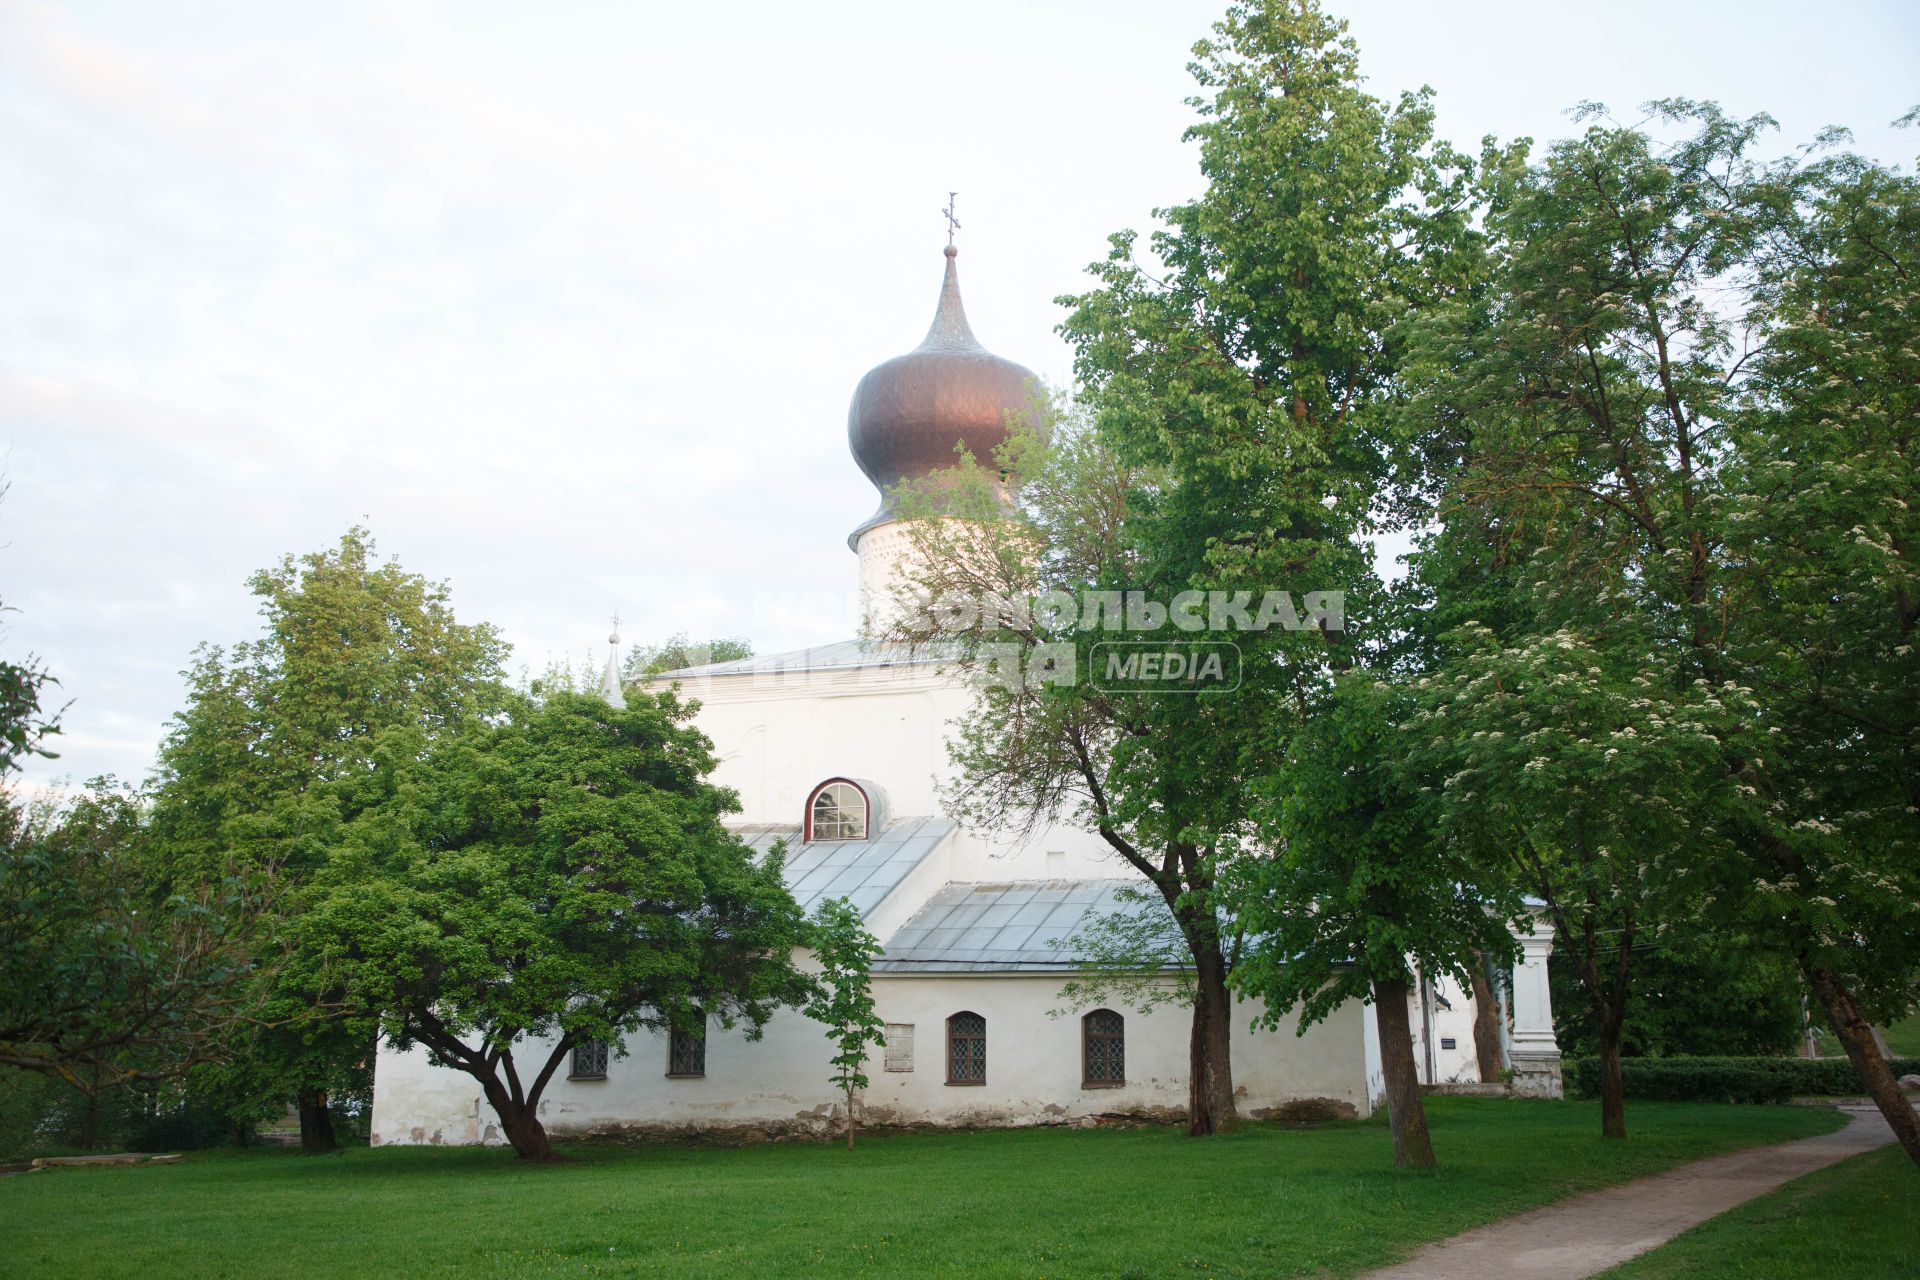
308;690;811;1162
1051;0;1479;1140
1400;100;1920;1160
148;527;510;1151
1715;138;1920;1164
804;897;886;1150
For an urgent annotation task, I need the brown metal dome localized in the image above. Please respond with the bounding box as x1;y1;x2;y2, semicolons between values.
847;245;1038;545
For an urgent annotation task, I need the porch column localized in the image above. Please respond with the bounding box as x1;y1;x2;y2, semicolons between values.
1508;912;1563;1098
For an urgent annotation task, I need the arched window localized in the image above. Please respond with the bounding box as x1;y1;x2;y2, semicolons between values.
806;779;869;842
946;1011;986;1085
1083;1009;1124;1088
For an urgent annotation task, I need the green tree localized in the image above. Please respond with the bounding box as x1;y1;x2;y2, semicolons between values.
1547;930;1801;1059
804;897;886;1150
1;776;261;1092
624;633;753;681
1714;138;1920;1164
308;690;811;1161
1044;0;1480;1146
1228;673;1517;1168
148;527;510;1151
1399;100;1920;1162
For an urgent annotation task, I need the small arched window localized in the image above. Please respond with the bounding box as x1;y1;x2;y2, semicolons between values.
947;1011;986;1085
807;779;869;842
1083;1009;1124;1088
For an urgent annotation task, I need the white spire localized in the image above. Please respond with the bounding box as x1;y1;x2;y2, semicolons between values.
599;613;626;709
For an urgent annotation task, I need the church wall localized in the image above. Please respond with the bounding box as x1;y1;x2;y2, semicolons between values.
369;976;1370;1147
672;665;1139;885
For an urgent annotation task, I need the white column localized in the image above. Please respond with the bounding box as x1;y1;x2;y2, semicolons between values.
1508;912;1563;1098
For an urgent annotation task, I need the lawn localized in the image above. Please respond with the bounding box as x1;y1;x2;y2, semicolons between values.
0;1099;1845;1280
1596;1144;1920;1279
1887;1016;1920;1058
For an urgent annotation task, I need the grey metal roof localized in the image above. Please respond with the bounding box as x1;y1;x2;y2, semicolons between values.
875;878;1173;973
649;639;944;681
738;817;956;920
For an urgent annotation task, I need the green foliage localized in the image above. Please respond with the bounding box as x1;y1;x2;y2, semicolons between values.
305;689;810;1157
1050;883;1193;1016
1548;935;1802;1060
1565;1055;1920;1104
1;780;260;1089
146;527;511;1135
1228;672;1517;1028
804;898;885;1145
624;634;753;681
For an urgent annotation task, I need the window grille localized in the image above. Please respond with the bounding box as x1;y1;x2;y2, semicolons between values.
570;1040;609;1080
1083;1010;1124;1087
947;1011;986;1084
668;1021;706;1077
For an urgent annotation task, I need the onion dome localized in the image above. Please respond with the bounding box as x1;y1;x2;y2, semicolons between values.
846;245;1039;546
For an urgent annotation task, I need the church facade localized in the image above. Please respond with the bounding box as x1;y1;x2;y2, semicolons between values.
369;245;1560;1148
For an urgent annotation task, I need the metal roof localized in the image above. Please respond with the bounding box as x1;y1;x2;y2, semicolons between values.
875;878;1172;973
739;817;956;920
649;638;943;681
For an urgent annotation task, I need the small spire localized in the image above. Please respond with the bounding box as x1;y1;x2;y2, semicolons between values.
918;241;981;353
598;612;626;709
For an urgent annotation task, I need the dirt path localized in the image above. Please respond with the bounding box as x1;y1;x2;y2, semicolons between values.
1361;1105;1901;1280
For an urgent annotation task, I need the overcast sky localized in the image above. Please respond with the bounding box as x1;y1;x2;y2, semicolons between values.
4;0;1916;790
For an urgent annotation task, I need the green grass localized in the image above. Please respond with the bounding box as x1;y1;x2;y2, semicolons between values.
0;1099;1845;1279
1887;1016;1920;1058
1597;1144;1920;1279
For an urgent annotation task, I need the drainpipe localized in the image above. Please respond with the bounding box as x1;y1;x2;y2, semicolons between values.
1419;971;1437;1084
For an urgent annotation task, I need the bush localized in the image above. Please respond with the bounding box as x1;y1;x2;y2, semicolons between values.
1567;1055;1920;1104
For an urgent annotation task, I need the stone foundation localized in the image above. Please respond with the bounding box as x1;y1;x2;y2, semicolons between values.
1509;1050;1564;1099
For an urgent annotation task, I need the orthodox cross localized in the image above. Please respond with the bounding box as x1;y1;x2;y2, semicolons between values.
942;192;961;245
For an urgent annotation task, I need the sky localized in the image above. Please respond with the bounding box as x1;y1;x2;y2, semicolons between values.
4;0;1916;790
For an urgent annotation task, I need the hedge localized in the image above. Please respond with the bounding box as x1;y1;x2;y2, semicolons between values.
1566;1055;1920;1104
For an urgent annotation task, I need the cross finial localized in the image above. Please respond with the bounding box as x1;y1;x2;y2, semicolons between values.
609;611;621;645
942;191;960;246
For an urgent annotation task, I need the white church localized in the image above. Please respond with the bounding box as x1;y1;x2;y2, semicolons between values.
369;244;1562;1147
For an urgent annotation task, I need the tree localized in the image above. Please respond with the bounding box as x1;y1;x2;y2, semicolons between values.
1418;623;1751;1139
1227;672;1517;1168
1547;929;1801;1059
624;634;753;682
1399;100;1920;1161
148;527;510;1151
1713;138;1920;1164
1042;0;1479;1140
886;415;1258;1135
804;897;886;1150
2;779;262;1090
308;690;811;1162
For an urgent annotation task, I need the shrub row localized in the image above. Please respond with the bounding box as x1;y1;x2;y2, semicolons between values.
1566;1055;1920;1104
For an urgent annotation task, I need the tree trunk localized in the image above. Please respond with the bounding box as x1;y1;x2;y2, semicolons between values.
1188;945;1241;1136
1373;975;1437;1169
473;1074;557;1162
1469;952;1504;1084
1806;963;1920;1171
1595;1022;1626;1140
846;1084;856;1151
297;1086;338;1154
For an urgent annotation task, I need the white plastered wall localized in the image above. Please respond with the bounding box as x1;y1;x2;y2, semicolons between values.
370;975;1371;1147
